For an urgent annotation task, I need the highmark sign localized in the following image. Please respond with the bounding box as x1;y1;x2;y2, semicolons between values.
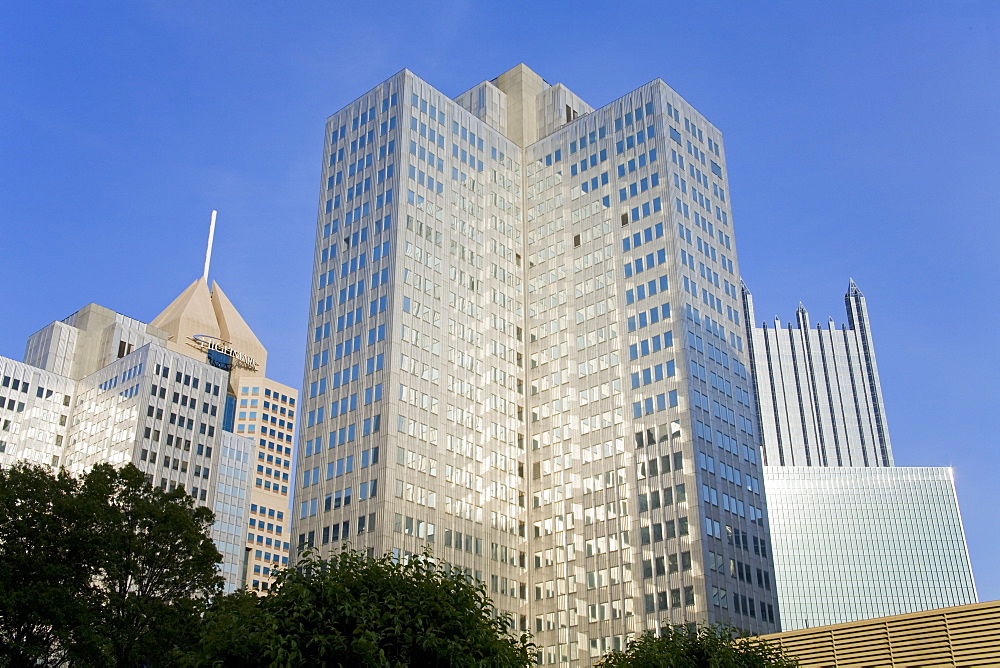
187;335;259;372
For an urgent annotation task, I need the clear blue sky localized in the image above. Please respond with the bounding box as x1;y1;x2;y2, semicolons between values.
2;1;997;602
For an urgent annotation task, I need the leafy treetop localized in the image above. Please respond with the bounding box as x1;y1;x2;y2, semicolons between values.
597;625;798;668
188;548;535;668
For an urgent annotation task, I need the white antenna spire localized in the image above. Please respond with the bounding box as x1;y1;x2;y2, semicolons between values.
202;210;217;283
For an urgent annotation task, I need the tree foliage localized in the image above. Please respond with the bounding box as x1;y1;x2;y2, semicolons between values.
188;549;535;668
0;462;223;667
597;626;798;668
83;464;224;665
0;464;99;666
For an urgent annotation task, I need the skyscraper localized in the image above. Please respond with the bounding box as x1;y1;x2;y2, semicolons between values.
0;267;298;593
151;276;299;592
743;281;892;469
4;300;252;590
744;283;977;630
296;64;779;664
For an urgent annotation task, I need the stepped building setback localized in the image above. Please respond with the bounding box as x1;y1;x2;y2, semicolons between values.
295;64;779;664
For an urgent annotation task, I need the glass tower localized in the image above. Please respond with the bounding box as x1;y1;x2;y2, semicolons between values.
744;283;977;630
764;466;976;630
295;64;780;665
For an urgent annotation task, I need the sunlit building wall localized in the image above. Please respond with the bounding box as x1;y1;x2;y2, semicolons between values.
744;285;977;630
295;64;780;665
232;376;297;591
1;276;298;594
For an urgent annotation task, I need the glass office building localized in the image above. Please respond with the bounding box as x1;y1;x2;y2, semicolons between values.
745;285;978;630
765;466;976;630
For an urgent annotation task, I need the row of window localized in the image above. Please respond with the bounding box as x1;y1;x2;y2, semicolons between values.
643;587;696;613
631;390;679;418
0;397;26;413
299;478;379;519
637;483;687;513
301;446;380;488
641;550;692;578
628;330;674;360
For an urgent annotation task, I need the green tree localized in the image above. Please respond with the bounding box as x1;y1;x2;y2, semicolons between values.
597;625;798;668
188;549;535;667
0;462;223;667
83;463;224;666
0;463;100;666
182;589;266;668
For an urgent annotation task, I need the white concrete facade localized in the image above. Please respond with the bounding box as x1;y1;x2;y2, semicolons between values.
0;358;75;468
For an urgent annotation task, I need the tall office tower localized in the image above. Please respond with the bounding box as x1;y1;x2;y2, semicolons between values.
744;283;977;630
152;277;299;592
743;280;892;468
230;376;297;590
297;64;778;665
0;274;297;593
8;301;252;591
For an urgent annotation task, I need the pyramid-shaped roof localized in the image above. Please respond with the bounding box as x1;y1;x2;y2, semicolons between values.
151;278;221;342
211;281;266;371
151;277;267;376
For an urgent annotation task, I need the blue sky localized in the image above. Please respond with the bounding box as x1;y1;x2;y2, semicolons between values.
2;1;998;602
